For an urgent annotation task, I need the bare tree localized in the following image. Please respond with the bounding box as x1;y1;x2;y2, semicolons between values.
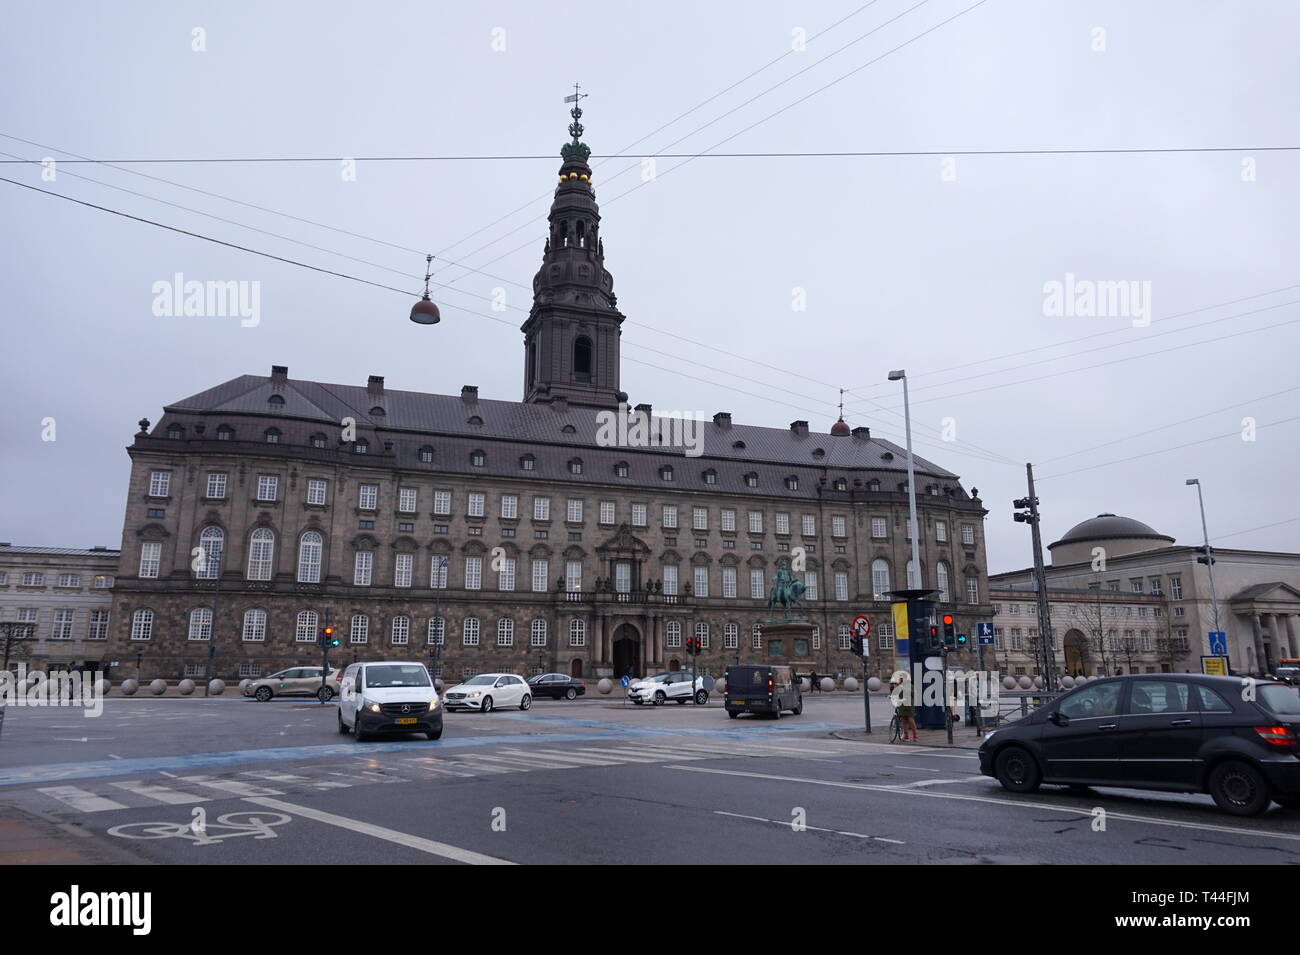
0;622;37;670
1154;630;1193;672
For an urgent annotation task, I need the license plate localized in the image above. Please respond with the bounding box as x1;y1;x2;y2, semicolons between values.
395;717;417;725
731;699;745;706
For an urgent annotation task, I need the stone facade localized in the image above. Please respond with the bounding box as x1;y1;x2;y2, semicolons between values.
0;543;119;671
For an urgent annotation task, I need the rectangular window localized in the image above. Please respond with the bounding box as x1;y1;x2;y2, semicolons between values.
206;472;227;499
775;512;790;536
467;493;485;517
934;520;947;542
802;514;816;536
22;572;44;587
966;578;979;604
721;509;737;532
692;506;708;531
57;573;80;588
532;558;549;593
530;620;547;647
497;494;518;519
662;505;678;529
498;557;516;591
697;623;710;649
52;609;74;639
1149;578;1163;595
631;503;647;526
662;565;678;596
832;515;847;538
725;623;739;650
567;499;584;522
358;484;378;510
427;617;445;645
600;501;617;525
353;551;373;586
433;490;452;515
497;619;514;647
390;616;409;645
394;552;413;588
399;488;418;513
257;475;279;502
722;566;737;598
306;479;327;505
139;542;161;578
693;567;709;598
430;556;448;589
835;572;849;601
1170;576;1183;600
752;624;763;650
1130;579;1143;593
463;618;480;646
148;471;170;497
88;610;110;640
242;611;267;642
961;524;975;546
877;623;894;651
748;511;763;534
666;620;682;648
804;571;819;601
534;497;551;521
566;560;582;591
350;615;369;644
751;569;764;599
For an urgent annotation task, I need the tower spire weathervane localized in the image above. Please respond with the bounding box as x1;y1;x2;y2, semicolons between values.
561;83;590;161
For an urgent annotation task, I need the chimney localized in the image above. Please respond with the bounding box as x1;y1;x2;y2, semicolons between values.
91;545;108;551
634;403;652;420
851;426;870;441
461;385;478;403
789;420;809;437
713;411;732;429
551;395;569;413
270;365;288;384
367;375;384;395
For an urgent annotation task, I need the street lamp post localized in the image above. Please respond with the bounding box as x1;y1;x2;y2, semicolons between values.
1186;478;1222;645
887;371;921;592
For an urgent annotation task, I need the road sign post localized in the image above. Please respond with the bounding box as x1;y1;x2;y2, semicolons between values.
851;615;872;734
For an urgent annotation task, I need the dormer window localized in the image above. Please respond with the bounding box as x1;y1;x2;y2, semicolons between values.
419;446;434;463
833;478;848;491
561;424;576;434
264;428;281;444
867;479;881;492
370;406;386;417
520;454;536;471
929;485;941;496
744;472;759;488
166;425;184;440
268;394;285;406
467;415;482;426
354;439;369;454
660;465;674;482
310;433;327;449
614;461;629;478
881;452;894;462
216;425;234;441
785;476;799;491
703;469;717;485
568;458;583;475
732;440;746;450
471;450;486;468
812;448;825;459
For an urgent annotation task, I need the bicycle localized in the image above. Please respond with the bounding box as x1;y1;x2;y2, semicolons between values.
889;713;901;743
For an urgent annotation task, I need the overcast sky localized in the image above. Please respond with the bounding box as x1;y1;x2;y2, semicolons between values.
2;0;1297;572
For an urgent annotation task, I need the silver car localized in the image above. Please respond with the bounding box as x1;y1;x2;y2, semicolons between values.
244;666;342;702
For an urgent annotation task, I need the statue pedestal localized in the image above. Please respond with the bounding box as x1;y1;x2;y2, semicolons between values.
760;620;817;666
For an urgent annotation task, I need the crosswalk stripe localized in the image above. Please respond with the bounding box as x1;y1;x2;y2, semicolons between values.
460;753;572;770
37;786;128;813
499;748;628;766
109;780;210;805
176;776;285;797
574;745;708;761
440;755;523;775
242;771;311;783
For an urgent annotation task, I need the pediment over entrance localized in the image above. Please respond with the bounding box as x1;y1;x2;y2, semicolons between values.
596;523;650;559
1230;582;1300;612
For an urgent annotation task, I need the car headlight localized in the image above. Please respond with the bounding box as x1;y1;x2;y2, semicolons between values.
368;701;381;713
468;691;481;698
428;700;439;711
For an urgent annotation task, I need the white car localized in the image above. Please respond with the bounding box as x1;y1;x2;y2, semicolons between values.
337;661;442;741
443;673;532;713
244;666;343;702
627;672;708;706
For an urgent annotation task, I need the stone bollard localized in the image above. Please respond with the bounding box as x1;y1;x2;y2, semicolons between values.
94;678;110;697
434;678;445;693
237;679;252;696
819;677;836;693
1033;675;1045;689
121;678;139;696
149;678;167;696
1060;676;1075;689
597;678;613;695
208;679;226;696
843;676;859;692
866;676;882;692
1002;675;1018;690
178;679;196;696
1017;676;1033;690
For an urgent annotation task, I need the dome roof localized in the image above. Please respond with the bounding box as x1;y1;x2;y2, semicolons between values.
1049;513;1174;550
830;417;851;436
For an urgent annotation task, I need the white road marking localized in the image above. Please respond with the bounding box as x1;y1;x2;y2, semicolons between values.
892;765;943;773
242;771;311;783
711;809;905;844
495;748;626;767
110;780;210;805
877;778;974;789
242;796;515;865
37;786;128;813
675;765;1300;843
177;775;285;797
460;753;575;770
442;755;524;775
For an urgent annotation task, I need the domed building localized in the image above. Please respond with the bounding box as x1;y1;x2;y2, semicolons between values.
991;509;1300;677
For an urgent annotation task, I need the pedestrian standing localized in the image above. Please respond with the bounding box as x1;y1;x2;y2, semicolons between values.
809;669;819;693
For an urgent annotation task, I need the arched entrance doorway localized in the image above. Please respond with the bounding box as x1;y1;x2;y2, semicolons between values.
611;623;642;680
1063;630;1088;677
570;658;583;679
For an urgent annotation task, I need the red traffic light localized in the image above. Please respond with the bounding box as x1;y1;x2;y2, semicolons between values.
942;615;954;626
324;626;333;635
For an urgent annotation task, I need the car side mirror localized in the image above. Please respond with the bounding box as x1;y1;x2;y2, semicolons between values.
1048;711;1069;727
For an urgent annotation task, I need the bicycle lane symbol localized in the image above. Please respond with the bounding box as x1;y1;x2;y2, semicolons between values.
108;806;291;846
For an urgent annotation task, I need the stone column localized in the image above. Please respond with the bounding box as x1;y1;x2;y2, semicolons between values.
1274;613;1295;659
646;614;657;671
1285;613;1299;659
1251;614;1265;674
594;613;605;665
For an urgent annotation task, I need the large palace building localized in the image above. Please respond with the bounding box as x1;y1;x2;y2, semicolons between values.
101;110;991;684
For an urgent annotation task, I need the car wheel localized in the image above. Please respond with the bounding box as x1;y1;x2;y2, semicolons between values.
792;701;803;715
1209;760;1270;816
1272;793;1300;810
337;711;350;734
694;690;708;705
994;746;1041;793
772;705;782;720
520;694;532;711
654;691;666;706
316;686;334;703
426;729;442;741
728;711;739;719
565;687;577;701
354;717;370;742
482;696;494;714
254;686;272;702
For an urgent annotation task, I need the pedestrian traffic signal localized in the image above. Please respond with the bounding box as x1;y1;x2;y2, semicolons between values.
928;625;940;649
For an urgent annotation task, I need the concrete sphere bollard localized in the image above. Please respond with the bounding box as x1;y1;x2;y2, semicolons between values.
434;678;445;693
1060;676;1075;689
716;679;727;694
177;679;196;696
121;678;138;696
238;679;253;696
597;678;613;695
867;676;882;692
208;678;226;695
1017;675;1033;690
149;678;167;696
843;676;859;692
1033;675;1045;689
94;678;110;696
1002;676;1018;690
820;677;836;693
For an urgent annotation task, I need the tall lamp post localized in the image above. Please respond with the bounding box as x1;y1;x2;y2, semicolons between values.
887;371;921;592
1186;478;1222;649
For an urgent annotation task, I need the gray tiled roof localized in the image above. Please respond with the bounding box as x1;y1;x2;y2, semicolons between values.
0;544;120;557
159;373;961;482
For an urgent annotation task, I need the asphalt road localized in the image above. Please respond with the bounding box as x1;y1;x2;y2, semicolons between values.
3;693;1299;865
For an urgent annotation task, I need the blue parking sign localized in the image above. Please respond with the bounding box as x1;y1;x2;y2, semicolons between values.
1208;632;1227;656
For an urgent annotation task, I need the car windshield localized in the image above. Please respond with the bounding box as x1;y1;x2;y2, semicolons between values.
1258;684;1300;715
464;675;498;686
363;665;431;688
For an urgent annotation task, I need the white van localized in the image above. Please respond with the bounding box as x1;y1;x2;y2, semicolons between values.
337;661;442;741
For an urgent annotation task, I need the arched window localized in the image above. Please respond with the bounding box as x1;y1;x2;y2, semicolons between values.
242;609;267;642
569;618;586;647
166;424;184;439
574;336;593;378
216;424;234;441
297;531;323;583
937;561;951;603
665;619;682;648
354;439;368;454
247;528;275;581
188;607;212;641
196;526;224;580
267;394;285;406
867;479;881;492
419;446;434;463
295;610;318;643
370;406;386;417
871;558;892;600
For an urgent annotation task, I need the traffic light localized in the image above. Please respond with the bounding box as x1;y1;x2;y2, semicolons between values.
928;625;940;649
1195;545;1216;566
942;614;956;648
1012;496;1038;525
956;632;968;646
849;633;864;656
319;626;339;648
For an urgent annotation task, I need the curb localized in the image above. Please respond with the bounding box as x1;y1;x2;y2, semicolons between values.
829;728;984;751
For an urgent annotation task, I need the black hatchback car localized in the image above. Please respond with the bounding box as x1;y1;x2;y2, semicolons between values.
978;673;1300;816
527;673;587;700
